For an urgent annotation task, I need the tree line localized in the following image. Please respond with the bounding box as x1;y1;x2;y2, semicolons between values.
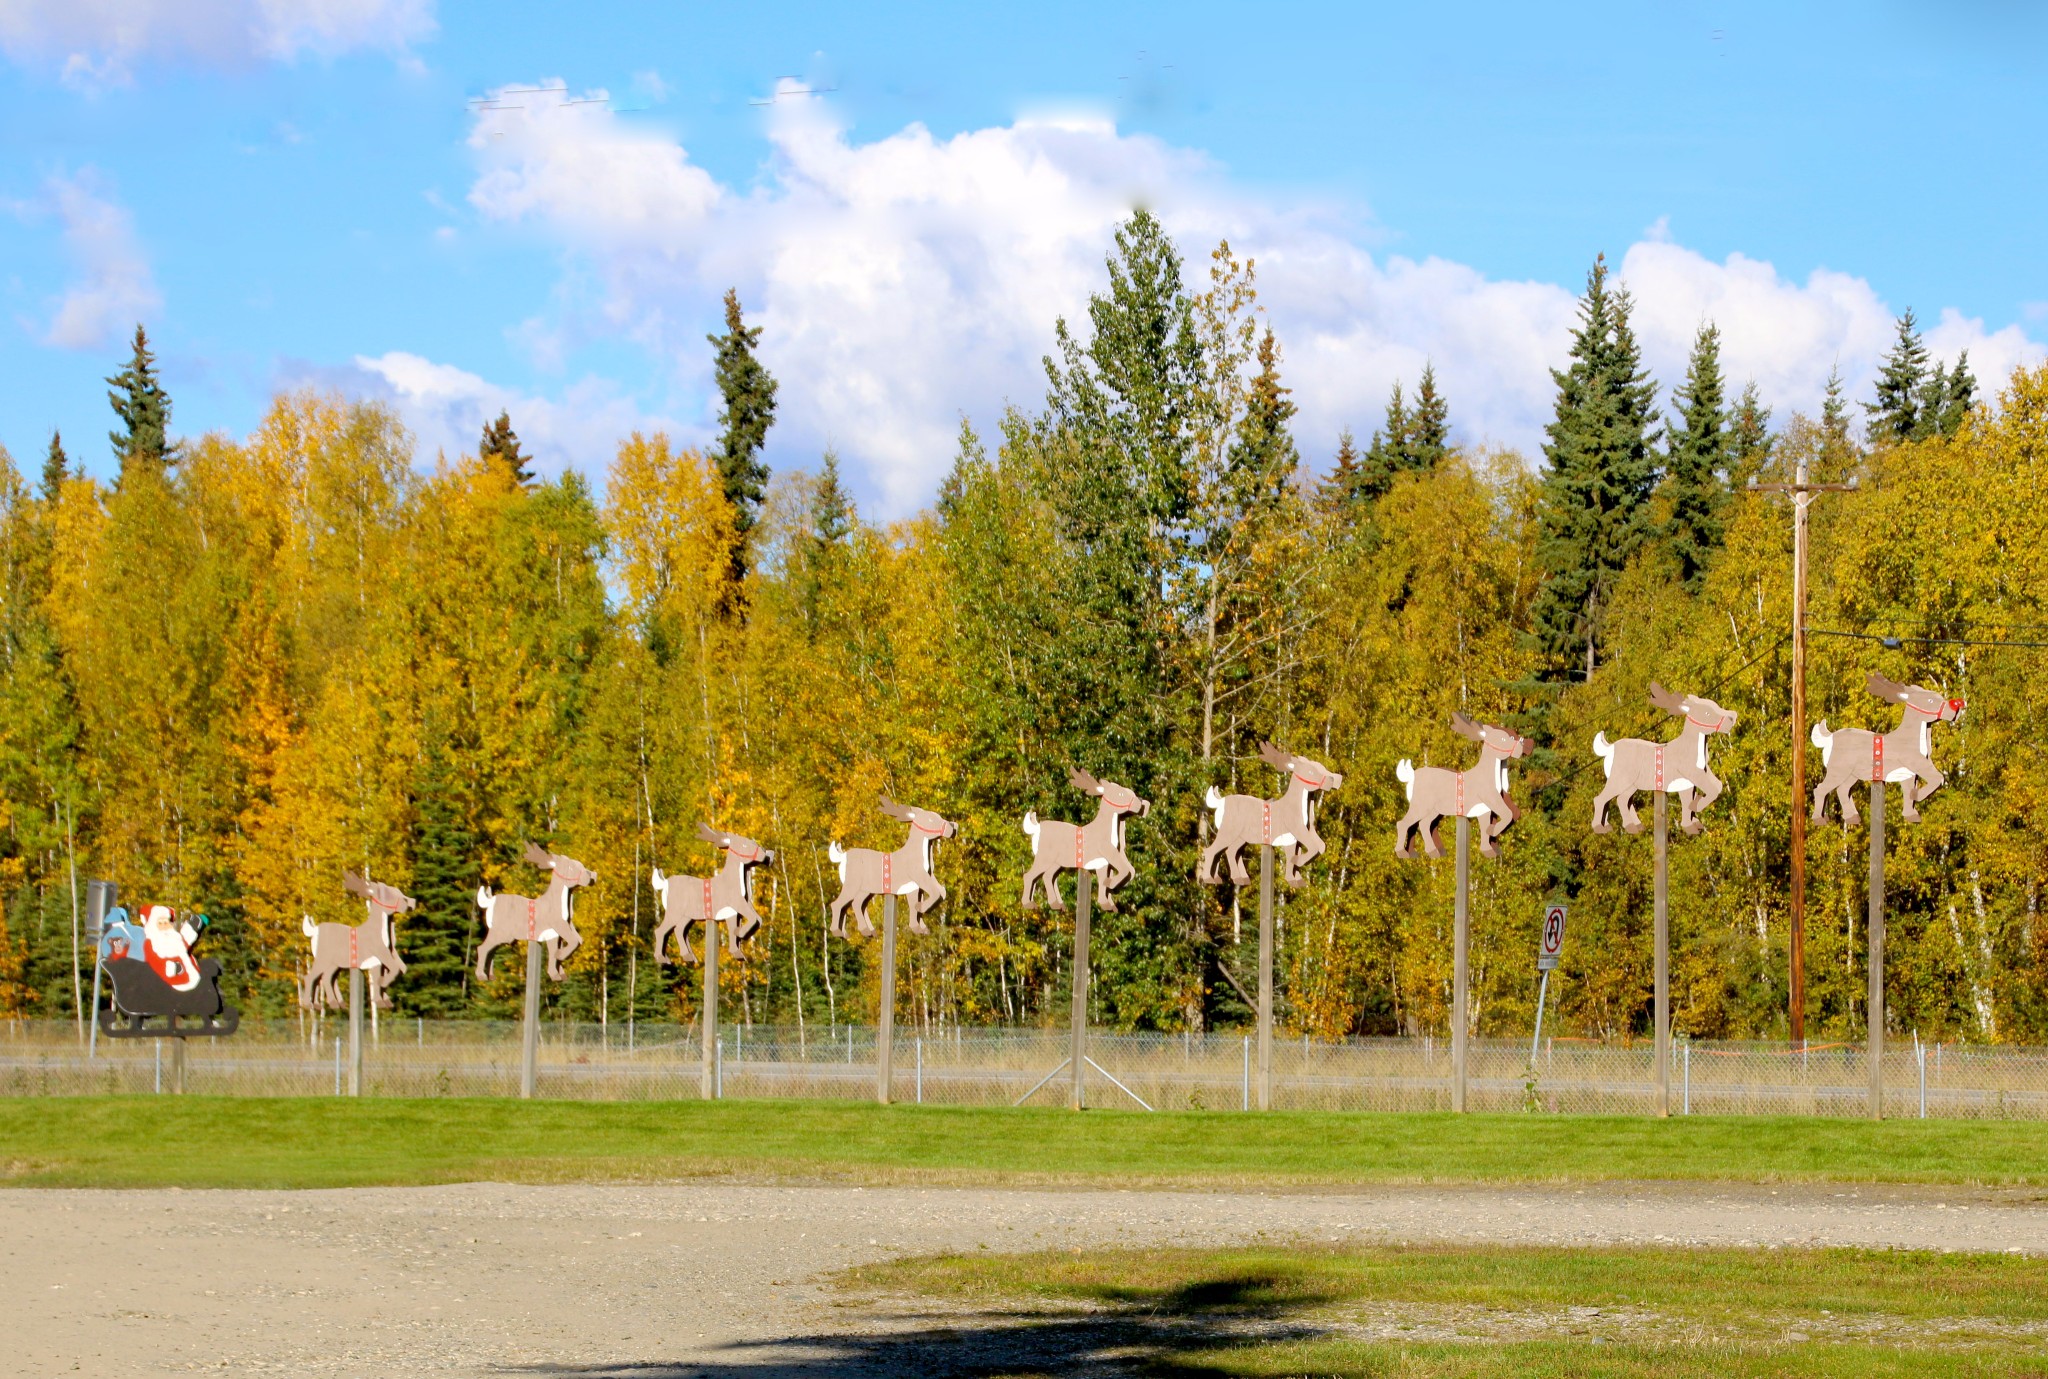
1;215;2040;1047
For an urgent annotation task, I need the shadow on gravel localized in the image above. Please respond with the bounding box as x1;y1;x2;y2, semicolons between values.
507;1272;1336;1377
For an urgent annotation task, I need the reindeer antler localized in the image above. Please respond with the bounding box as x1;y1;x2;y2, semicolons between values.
695;822;726;846
877;796;912;821
342;869;370;899
1068;767;1103;795
1647;682;1686;714
522;841;555;868
1867;672;1906;701
1257;741;1293;770
1449;712;1483;741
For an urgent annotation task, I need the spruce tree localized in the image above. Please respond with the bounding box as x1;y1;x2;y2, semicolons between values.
1357;380;1409;501
41;431;69;503
1662;323;1731;591
105;324;175;483
708;288;779;582
1728;382;1773;487
1319;429;1364;512
1865;309;1930;445
1227;325;1300;510
1407;362;1450;470
1935;351;1977;436
1820;366;1855;466
1531;254;1660;680
478;410;534;487
404;730;478;1015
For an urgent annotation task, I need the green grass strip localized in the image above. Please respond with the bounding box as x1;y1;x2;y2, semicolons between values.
847;1244;2048;1377
4;1097;2047;1189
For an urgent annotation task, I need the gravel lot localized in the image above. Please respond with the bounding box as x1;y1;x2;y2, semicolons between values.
7;1180;2043;1376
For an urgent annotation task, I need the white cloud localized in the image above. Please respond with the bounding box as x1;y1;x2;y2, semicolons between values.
460;88;2045;515
23;169;162;350
0;0;434;86
321;350;683;480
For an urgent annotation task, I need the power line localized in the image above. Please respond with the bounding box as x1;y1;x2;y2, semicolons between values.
1807;628;2048;651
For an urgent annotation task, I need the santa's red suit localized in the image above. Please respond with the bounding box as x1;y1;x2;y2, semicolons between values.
141;906;202;992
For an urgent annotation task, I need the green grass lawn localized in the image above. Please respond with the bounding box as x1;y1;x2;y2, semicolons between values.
3;1096;2046;1189
845;1244;2048;1376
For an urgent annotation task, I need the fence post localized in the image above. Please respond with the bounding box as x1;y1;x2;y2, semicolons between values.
1682;1038;1690;1115
155;1039;162;1094
1242;1035;1250;1112
916;1036;923;1105
1918;1038;1927;1119
332;1034;341;1095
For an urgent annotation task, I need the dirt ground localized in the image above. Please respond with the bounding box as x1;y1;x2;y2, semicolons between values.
6;1179;2043;1377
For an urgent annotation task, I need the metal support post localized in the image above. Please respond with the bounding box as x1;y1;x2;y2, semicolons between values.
348;968;364;1097
877;893;896;1105
1654;789;1670;1117
520;938;541;1100
1257;845;1274;1111
700;923;718;1101
1868;778;1886;1120
1070;869;1092;1110
1453;817;1470;1113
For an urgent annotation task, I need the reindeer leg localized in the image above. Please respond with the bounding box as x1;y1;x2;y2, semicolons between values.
855;897;876;938
1393;813;1418;859
1020;864;1041;912
1811;778;1833;824
1591;789;1614;834
677;922;697;966
1838;782;1861;829
726;917;745;961
1229;844;1252;886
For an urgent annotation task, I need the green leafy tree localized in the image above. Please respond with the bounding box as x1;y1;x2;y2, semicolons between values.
105;324;176;483
709;288;779;583
478;410;534;487
1530;254;1660;681
1865;310;1930;445
1662;323;1732;590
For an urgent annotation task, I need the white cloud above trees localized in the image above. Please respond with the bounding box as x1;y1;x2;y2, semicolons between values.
16;169;162;351
0;0;434;87
452;84;2044;515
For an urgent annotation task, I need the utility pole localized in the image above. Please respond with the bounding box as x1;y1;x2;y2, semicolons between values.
1751;456;1854;1048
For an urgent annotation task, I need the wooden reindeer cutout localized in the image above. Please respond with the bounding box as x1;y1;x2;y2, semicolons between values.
651;824;775;965
827;797;956;938
1022;769;1150;912
1812;673;1965;826
300;870;415;1011
1199;743;1344;887
1393;713;1530;859
475;842;593;982
1591;683;1738;836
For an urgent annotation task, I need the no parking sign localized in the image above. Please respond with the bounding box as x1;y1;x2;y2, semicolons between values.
1537;904;1566;971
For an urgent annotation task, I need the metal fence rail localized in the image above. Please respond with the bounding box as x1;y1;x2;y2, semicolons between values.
2;1020;2041;1119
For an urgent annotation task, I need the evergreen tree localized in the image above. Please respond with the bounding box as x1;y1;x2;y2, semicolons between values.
403;727;478;1016
1935;351;1977;437
1407;362;1450;470
1865;309;1930;445
708;288;779;582
105;324;175;483
1728;381;1773;487
478;410;534;487
811;448;854;546
1357;380;1410;502
1227;325;1300;510
1319;429;1364;512
1820;366;1855;466
1530;254;1660;680
1662;323;1732;590
41;432;69;503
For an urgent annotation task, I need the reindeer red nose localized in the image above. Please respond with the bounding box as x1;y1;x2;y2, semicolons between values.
1949;698;1966;717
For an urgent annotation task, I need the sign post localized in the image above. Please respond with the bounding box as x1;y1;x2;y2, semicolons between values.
348;967;364;1097
85;879;116;1060
700;918;718;1100
1531;903;1565;1069
1809;674;1963;1122
1394;714;1530;1114
1070;869;1092;1110
1199;744;1344;1113
1590;684;1738;1118
878;892;897;1105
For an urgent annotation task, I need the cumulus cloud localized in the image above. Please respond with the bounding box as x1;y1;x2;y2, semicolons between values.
461;86;2042;515
313;350;683;480
22;169;162;350
0;0;434;87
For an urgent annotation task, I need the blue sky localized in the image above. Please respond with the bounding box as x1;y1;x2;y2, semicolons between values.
3;1;2043;513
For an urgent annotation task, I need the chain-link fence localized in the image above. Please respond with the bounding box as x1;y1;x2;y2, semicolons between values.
4;1019;2045;1119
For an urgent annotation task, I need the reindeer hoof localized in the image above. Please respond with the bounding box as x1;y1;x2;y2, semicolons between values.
1099;897;1117;913
1592;821;1610;835
1624;820;1643;836
1684;820;1704;836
